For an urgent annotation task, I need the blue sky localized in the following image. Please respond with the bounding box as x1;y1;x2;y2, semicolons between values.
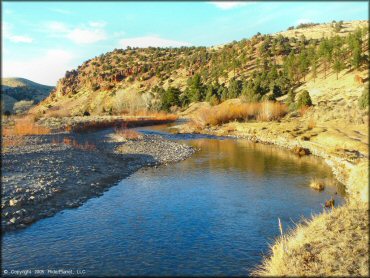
2;1;368;85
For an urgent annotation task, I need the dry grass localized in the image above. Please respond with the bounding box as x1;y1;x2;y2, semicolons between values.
347;161;369;203
308;117;316;129
309;178;325;191
114;125;143;140
253;201;369;276
43;107;71;118
2;116;51;136
299;105;311;117
193;101;287;127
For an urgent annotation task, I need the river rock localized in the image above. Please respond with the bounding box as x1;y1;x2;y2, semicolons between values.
293;146;310;156
9;217;17;224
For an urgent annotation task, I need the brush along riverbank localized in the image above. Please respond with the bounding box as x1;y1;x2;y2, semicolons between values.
1;129;194;232
174;119;369;276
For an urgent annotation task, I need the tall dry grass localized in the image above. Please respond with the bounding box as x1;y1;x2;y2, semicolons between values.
193;101;287;126
2;116;51;136
114;125;143;140
252;201;368;276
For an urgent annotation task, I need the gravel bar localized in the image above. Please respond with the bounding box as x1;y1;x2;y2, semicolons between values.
1;129;195;232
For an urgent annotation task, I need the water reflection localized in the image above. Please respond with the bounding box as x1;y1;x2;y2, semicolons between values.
178;138;345;196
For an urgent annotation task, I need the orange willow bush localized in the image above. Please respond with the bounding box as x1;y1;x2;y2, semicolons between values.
194;101;288;126
115;125;143;140
3;116;51;136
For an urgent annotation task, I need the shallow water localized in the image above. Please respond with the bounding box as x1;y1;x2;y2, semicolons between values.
2;126;344;276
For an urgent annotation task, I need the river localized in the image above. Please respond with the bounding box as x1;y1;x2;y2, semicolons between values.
2;125;344;276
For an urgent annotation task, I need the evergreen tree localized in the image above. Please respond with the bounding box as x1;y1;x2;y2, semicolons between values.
228;78;243;98
298;50;310;81
297;90;313;108
351;44;362;70
271;84;283;98
161;87;180;111
186;74;205;102
333;49;345;80
220;86;229;102
241;81;261;102
319;38;333;78
286;89;296;110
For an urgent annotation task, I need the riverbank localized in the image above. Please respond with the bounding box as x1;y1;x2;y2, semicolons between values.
1;129;194;232
253;200;368;276
174;118;369;276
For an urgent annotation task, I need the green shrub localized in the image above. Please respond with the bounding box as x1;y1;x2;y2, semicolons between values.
13;100;34;115
358;85;369;109
286;89;297;111
296;90;312;108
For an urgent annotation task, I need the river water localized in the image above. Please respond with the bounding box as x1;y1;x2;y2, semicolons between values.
2;125;344;276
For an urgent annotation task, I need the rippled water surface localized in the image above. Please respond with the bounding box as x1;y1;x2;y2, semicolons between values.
2;126;344;276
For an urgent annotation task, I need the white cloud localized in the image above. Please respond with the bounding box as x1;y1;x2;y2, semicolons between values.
44;21;107;44
119;35;191;48
3;49;76;86
209;1;254;10
3;22;33;43
48;21;69;33
66;28;107;44
89;21;107;28
8;35;33;43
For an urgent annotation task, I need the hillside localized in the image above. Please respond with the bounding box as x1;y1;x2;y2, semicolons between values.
1;78;54;114
32;20;368;117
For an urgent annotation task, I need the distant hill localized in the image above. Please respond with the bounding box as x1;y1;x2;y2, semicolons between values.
1;78;54;114
32;20;368;116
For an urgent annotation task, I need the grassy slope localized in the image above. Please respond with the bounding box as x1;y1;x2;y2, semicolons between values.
276;20;368;39
2;77;54;90
1;78;54;113
253;201;368;276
